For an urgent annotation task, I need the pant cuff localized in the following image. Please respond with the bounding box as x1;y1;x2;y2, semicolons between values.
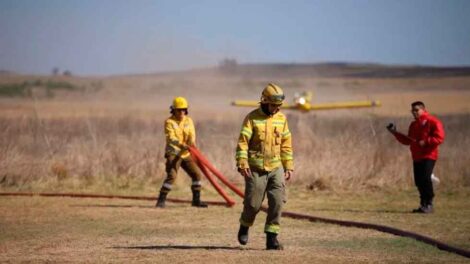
239;218;254;227
160;186;171;193
264;224;280;234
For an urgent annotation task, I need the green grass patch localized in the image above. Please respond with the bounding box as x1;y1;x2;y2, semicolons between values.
0;79;83;97
0;83;31;97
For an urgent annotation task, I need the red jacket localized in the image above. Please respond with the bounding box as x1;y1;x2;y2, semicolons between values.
393;112;445;161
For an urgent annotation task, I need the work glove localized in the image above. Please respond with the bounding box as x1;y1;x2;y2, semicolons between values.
386;123;396;133
179;143;189;151
284;170;293;181
238;167;252;178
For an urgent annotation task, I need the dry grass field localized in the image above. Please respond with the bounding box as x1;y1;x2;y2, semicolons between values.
1;65;470;262
1;190;469;263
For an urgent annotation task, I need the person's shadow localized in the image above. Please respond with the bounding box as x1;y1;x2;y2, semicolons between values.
112;245;256;251
70;204;155;209
309;208;412;214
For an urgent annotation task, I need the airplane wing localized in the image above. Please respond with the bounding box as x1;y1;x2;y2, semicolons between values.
279;103;297;109
231;100;259;107
310;100;381;110
232;100;381;111
231;100;297;109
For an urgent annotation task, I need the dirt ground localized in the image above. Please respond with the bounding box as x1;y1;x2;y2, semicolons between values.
1;189;469;263
1;69;470;263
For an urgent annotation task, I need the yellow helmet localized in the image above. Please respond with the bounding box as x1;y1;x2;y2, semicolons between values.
172;97;188;109
260;83;285;105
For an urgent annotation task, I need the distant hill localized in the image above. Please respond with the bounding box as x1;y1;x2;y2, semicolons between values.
210;62;470;78
3;63;470;79
0;70;15;76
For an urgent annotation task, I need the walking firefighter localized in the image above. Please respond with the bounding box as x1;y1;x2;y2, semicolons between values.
236;83;294;250
155;97;208;208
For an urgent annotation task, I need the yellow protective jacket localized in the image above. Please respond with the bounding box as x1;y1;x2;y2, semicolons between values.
164;115;196;159
236;108;294;172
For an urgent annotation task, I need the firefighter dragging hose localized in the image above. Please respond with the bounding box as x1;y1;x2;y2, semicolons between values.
155;97;208;208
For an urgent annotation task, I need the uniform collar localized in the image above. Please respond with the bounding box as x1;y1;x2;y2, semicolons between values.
258;107;269;117
418;111;429;121
171;115;186;123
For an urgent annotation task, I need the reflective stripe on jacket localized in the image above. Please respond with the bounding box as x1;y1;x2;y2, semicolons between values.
164;116;196;159
393;111;445;161
236;108;294;171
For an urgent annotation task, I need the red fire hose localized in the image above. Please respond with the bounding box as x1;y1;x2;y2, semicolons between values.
280;210;470;258
0;192;228;206
193;154;236;207
188;147;470;259
1;147;469;259
1;191;469;258
189;146;244;198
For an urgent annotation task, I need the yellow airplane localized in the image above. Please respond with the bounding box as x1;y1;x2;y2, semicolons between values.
232;91;381;112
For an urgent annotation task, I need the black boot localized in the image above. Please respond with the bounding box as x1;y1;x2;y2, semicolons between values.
266;232;283;250
237;225;249;245
192;190;208;208
422;203;433;213
412;199;434;213
156;192;167;208
412;199;426;213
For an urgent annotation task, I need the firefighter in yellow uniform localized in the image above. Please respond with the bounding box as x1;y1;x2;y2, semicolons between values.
156;97;208;208
236;83;294;250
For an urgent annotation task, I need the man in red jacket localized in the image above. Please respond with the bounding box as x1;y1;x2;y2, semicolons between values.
387;101;445;213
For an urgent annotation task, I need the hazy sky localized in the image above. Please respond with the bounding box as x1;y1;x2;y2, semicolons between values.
1;0;470;76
